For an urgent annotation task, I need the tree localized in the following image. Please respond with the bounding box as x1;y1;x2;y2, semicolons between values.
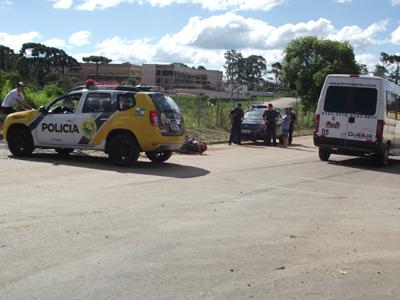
224;49;243;84
197;65;207;70
380;52;400;84
373;65;388;78
0;45;18;72
270;62;282;86
171;62;188;68
82;55;112;81
242;55;267;90
224;50;267;90
282;36;359;109
358;64;369;75
18;43;79;85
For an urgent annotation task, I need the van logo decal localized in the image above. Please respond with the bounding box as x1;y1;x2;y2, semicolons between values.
348;132;373;139
326;121;340;129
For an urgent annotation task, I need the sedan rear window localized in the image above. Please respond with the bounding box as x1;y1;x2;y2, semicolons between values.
324;86;377;115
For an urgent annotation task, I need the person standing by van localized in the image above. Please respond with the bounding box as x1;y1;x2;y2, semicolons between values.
228;103;244;145
281;107;291;148
288;107;296;145
263;103;278;146
1;82;32;114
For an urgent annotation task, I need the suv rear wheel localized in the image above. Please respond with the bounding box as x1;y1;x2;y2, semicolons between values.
8;127;34;157
108;133;139;166
145;150;172;163
319;148;330;161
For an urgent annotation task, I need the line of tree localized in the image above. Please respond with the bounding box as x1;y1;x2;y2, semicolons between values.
281;36;362;109
224;50;267;90
374;52;400;84
0;43;81;86
82;55;112;82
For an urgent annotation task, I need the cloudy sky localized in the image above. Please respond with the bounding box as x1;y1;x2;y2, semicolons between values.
1;0;400;72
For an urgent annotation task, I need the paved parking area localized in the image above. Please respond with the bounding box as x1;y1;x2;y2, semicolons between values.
1;136;400;299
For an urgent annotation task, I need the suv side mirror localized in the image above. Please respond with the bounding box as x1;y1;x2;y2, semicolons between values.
39;105;48;114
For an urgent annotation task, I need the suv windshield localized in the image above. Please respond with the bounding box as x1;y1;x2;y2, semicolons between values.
324;86;377;115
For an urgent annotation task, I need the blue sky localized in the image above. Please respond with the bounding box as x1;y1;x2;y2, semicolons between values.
0;0;400;72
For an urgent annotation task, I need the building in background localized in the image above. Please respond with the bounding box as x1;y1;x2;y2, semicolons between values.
142;64;223;91
67;63;224;91
67;63;142;84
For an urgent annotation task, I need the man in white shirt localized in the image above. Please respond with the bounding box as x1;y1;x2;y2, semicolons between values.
1;82;32;114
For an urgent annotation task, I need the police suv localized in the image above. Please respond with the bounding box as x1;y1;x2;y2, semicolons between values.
314;74;400;166
3;84;184;166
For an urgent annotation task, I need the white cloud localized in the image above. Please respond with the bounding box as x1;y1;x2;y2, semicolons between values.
335;0;352;3
74;0;287;11
355;53;376;72
391;25;400;44
80;13;388;69
0;31;40;51
327;20;388;48
391;0;400;5
1;0;14;5
69;30;91;46
166;13;334;51
53;0;73;9
43;38;66;48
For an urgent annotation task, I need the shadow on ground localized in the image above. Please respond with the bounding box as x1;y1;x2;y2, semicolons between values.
240;141;315;152
11;151;210;179
327;156;400;175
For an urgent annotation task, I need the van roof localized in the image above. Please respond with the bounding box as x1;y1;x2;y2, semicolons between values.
327;74;382;80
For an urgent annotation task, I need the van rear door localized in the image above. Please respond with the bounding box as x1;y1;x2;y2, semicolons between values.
319;77;379;145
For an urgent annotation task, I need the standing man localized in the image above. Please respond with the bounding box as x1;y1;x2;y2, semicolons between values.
1;82;32;114
263;103;278;146
228;103;244;145
288;107;297;145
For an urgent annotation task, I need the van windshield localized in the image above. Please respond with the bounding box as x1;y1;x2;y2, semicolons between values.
324;86;377;115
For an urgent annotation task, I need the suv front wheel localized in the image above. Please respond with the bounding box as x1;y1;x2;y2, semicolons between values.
145;151;172;163
108;133;140;166
8;127;34;157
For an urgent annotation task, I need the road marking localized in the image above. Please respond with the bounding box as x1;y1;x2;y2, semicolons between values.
240;179;333;197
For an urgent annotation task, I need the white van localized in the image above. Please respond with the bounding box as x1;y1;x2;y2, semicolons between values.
314;74;400;166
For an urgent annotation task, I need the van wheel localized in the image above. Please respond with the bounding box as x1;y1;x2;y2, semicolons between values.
8;127;34;157
55;148;74;155
376;147;389;167
319;148;330;161
145;151;172;163
108;134;139;166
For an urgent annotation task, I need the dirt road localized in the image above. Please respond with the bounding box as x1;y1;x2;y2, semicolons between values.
1;137;400;299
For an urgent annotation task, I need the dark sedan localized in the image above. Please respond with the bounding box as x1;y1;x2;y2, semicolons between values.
240;108;283;143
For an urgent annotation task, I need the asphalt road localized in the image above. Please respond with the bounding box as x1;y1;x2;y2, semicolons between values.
1;137;400;300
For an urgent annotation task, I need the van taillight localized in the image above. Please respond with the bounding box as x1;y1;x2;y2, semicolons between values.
315;114;320;132
150;110;159;127
376;119;384;142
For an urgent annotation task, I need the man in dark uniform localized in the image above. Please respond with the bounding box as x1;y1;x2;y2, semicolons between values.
263;103;278;146
228;103;244;145
288;107;297;145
